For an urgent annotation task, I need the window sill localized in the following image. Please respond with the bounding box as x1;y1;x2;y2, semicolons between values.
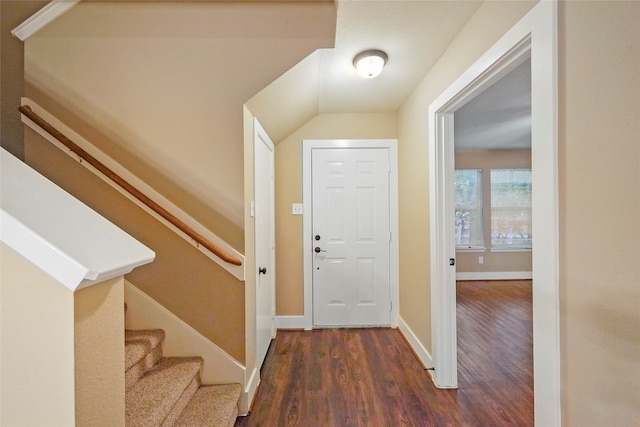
456;247;486;253
490;247;532;253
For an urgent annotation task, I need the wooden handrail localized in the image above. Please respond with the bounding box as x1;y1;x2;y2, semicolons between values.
19;105;242;267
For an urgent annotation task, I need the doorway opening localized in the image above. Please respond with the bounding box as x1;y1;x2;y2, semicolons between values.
428;1;559;425
453;56;533;423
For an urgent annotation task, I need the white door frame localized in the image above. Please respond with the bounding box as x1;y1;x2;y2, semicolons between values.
428;1;560;426
303;139;399;330
254;118;275;368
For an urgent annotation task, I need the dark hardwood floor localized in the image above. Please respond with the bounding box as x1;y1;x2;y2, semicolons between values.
235;280;533;427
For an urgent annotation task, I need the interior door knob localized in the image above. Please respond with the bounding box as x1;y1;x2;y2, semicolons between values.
314;247;326;253
258;267;267;275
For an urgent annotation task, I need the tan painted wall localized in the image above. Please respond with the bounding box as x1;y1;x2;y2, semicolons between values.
0;1;49;159
74;277;125;426
275;113;398;315
23;1;335;250
558;1;640;425
399;1;639;425
24;129;246;363
455;149;532;273
1;243;76;426
397;0;537;358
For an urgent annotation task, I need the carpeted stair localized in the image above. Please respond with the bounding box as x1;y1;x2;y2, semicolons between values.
125;329;241;427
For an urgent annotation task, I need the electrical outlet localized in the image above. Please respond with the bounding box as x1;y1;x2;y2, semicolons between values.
479;256;484;264
292;203;303;215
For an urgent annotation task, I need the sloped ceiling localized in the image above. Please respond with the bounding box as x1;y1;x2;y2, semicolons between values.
248;0;483;143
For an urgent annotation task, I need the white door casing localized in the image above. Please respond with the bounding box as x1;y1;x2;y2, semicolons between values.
312;148;391;326
428;1;560;426
303;139;399;330
254;119;275;369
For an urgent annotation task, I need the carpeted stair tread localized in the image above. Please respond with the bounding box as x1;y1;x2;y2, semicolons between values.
126;356;202;427
174;384;242;427
125;329;165;371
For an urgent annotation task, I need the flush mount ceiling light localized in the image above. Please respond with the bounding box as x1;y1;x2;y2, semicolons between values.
353;50;388;79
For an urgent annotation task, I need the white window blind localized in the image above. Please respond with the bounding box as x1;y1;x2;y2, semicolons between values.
455;169;484;249
490;169;532;249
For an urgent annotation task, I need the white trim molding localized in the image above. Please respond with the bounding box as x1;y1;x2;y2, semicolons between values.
275;316;308;330
456;271;533;281
428;1;560;426
242;367;260;416
398;316;435;380
11;0;80;41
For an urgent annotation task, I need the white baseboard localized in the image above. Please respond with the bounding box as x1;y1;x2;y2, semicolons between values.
456;271;532;281
397;316;434;376
275;315;307;330
240;367;260;415
124;281;245;387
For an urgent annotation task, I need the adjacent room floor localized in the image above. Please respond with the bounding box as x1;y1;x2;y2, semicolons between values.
235;280;533;426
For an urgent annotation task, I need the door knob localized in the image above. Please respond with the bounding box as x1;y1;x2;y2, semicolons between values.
314;247;326;253
258;267;267;275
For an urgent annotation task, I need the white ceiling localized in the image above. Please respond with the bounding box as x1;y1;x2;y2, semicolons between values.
249;0;484;142
317;0;483;113
454;57;532;150
252;0;532;149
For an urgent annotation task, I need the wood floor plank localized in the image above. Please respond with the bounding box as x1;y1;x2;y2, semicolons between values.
236;280;533;426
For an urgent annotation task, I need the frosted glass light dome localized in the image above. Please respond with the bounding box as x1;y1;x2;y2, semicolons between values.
353;50;388;79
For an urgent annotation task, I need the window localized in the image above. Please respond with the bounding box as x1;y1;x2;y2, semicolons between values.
490;169;532;249
455;169;483;248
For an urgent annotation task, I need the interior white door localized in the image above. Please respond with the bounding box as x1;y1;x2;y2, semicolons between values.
254;119;275;369
312;148;391;326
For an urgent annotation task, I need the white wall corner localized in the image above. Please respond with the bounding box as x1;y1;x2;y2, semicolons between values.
11;0;80;41
1;148;154;292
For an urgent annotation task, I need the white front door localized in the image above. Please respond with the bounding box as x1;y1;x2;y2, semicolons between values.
312;148;391;326
254;119;275;369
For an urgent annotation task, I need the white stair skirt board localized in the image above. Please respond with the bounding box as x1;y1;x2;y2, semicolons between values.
397;316;435;383
123;281;253;413
456;271;533;281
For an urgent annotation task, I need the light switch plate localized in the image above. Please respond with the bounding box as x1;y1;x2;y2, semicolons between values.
292;203;303;215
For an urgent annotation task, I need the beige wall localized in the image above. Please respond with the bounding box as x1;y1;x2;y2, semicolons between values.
74;277;125;426
1;243;76;426
25;129;246;363
275;113;398;315
455;149;532;273
558;1;640;425
0;1;49;159
397;0;537;357
399;1;639;425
